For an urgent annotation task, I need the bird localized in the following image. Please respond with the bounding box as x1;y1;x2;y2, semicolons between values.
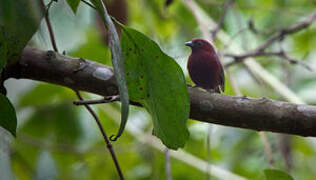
185;38;225;93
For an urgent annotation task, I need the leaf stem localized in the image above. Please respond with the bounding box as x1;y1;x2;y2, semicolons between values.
39;0;58;52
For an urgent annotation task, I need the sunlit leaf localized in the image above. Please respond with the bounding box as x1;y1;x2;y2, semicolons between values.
120;25;190;149
264;169;294;180
0;0;44;63
0;94;17;137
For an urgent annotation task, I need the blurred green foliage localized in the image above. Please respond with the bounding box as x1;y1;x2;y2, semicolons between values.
1;0;316;179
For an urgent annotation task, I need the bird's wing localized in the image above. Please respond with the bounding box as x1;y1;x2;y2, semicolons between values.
219;61;225;92
214;53;225;92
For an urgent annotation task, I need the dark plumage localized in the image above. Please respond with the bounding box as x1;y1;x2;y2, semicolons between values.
185;38;225;93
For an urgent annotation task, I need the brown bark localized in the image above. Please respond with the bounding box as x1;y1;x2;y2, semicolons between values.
3;47;316;137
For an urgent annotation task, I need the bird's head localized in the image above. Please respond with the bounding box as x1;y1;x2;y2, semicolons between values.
185;38;214;52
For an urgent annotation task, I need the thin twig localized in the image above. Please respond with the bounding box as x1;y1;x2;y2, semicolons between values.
255;10;316;53
73;95;119;105
81;0;96;9
75;91;124;180
248;19;282;35
39;1;124;179
259;132;274;168
280;51;313;71
224;50;313;71
211;0;233;40
39;0;58;52
224;10;316;68
73;96;142;107
225;51;283;61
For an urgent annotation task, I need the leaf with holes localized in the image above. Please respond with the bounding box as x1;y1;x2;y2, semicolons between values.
0;94;17;137
66;0;80;14
120;25;190;149
0;0;44;64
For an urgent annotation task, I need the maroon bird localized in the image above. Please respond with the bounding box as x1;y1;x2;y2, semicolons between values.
185;38;225;93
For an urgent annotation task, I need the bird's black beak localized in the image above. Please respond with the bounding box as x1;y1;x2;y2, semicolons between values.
185;41;193;47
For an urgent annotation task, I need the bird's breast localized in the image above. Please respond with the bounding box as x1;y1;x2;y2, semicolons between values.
187;52;220;89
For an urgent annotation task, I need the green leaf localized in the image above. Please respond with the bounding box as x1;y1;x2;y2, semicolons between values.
120;25;190;149
0;94;17;137
91;0;130;141
66;0;81;14
0;0;44;63
264;169;294;180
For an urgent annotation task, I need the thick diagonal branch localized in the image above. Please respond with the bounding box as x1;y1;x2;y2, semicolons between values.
4;47;316;137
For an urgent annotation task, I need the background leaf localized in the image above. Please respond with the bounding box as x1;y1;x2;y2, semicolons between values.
0;0;44;63
264;169;294;180
66;0;81;14
19;83;75;108
20;104;81;143
121;26;190;149
0;94;17;136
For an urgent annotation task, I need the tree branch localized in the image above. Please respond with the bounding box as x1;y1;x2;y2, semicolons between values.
224;10;316;67
255;10;316;53
211;0;233;40
4;47;316;137
224;50;313;71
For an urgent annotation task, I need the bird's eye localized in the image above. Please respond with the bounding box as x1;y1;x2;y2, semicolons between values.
196;41;203;46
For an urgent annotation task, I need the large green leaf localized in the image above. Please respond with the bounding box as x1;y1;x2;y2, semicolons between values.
264;169;294;180
0;94;17;136
0;0;44;63
66;0;81;14
120;25;190;149
90;0;130;141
